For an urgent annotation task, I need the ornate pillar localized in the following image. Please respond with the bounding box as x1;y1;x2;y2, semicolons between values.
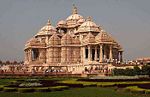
99;44;103;62
82;46;85;62
109;45;113;62
116;51;119;62
29;49;32;62
27;51;29;61
24;51;28;63
95;46;97;61
88;45;91;61
46;36;49;45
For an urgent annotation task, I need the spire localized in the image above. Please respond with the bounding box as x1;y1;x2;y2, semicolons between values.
86;16;92;21
47;19;51;25
72;4;78;14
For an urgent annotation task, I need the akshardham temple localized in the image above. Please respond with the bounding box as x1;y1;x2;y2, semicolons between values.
24;5;123;74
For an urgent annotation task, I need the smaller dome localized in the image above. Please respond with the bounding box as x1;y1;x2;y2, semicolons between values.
61;33;73;45
77;18;85;24
28;38;39;43
57;20;66;26
25;38;41;47
49;33;61;45
35;19;57;37
95;31;114;44
77;17;100;33
83;32;95;44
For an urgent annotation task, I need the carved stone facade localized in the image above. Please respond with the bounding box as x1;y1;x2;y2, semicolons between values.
24;5;123;74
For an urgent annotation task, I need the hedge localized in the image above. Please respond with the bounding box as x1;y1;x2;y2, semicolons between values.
35;87;50;92
3;87;17;92
18;88;35;93
97;83;115;87
59;80;95;87
49;86;69;91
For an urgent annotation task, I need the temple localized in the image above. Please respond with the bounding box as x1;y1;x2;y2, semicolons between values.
24;5;123;74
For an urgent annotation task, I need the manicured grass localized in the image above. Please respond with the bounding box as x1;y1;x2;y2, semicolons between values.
0;78;16;85
0;87;149;97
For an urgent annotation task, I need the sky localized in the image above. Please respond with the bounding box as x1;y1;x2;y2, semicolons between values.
0;0;150;61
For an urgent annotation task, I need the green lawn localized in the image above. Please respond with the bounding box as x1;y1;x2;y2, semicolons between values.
0;87;149;97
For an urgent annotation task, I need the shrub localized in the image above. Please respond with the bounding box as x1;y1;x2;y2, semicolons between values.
0;85;4;91
49;86;69;91
35;87;50;92
18;88;35;93
3;87;17;92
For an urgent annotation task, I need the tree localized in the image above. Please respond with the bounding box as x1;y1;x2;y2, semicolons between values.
141;65;150;75
113;68;125;76
124;68;135;76
133;66;141;75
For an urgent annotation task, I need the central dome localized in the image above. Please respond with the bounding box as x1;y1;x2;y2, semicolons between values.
66;14;83;21
66;5;83;21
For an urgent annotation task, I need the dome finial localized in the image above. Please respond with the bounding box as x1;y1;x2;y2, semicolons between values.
47;19;51;25
72;4;78;14
86;16;92;21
